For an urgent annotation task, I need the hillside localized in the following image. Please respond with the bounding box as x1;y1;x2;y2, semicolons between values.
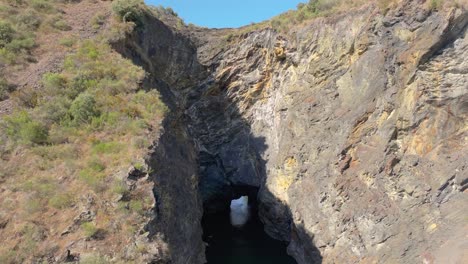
0;0;467;263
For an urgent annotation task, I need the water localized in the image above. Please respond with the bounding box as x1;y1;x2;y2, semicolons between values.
203;202;297;264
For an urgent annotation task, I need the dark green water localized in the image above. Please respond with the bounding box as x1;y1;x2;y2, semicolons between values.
203;207;297;264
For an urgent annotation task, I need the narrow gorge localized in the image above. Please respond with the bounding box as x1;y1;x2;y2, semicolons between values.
0;0;466;263
113;1;468;263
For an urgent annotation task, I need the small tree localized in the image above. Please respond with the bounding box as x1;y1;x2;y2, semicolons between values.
112;0;145;25
4;111;49;144
69;93;100;125
0;21;14;48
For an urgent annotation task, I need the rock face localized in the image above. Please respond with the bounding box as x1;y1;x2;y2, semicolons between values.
113;14;207;263
116;1;467;263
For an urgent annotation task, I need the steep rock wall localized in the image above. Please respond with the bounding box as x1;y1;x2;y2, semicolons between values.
113;13;207;264
186;1;468;263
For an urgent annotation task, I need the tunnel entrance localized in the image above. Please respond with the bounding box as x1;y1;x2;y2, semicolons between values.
202;186;297;264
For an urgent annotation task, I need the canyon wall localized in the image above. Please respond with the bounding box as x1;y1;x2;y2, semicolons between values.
181;1;467;263
115;1;467;263
113;14;207;263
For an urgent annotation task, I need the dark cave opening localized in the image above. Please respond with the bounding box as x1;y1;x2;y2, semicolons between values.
202;185;297;264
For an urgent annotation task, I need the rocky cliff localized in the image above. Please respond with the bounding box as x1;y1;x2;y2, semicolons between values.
0;0;466;263
140;0;467;263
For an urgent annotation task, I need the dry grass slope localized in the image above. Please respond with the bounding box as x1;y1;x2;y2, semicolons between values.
0;0;167;263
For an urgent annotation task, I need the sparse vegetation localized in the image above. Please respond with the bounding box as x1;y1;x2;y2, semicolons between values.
0;21;14;47
14;9;42;30
0;0;64;67
151;5;180;18
31;0;54;13
81;222;99;238
50;15;71;31
80;253;110;264
59;37;75;47
91;13;106;30
221;0;402;37
429;0;444;10
112;0;145;25
129;200;144;214
269;0;359;33
48;193;74;209
150;5;186;30
0;1;167;261
0;77;12;100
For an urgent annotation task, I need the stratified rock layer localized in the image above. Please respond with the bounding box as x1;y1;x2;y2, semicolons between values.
179;1;467;263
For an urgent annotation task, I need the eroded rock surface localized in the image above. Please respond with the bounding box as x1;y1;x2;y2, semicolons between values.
89;1;467;263
172;1;468;263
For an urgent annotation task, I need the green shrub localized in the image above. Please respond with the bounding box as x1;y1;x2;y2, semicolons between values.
88;157;106;172
43;72;67;90
176;19;184;29
0;18;35;65
225;33;234;42
59;37;75;47
75;40;100;60
304;0;339;14
51;17;71;31
91;14;106;30
69;74;96;98
36;96;70;124
6;36;35;52
112;0;145;25
132;136;149;149
31;0;54;13
69;93;100;125
89;111;119;130
0;77;12;100
31;144;78;160
0;21;14;48
19;121;48;144
96;79;128;95
165;7;177;16
14;9;42;30
24;197;42;213
4;111;49;144
48;193;74;209
129;200;144;214
429;0;443;10
10;85;39;108
0;251;17;264
133;162;145;171
132;90;167;117
112;180;129;196
81;222;98;237
0;48;16;64
91;141;123;154
22;177;57;198
78;168;106;192
151;5;179;18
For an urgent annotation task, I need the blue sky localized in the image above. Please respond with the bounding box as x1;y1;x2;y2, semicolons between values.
145;0;306;28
